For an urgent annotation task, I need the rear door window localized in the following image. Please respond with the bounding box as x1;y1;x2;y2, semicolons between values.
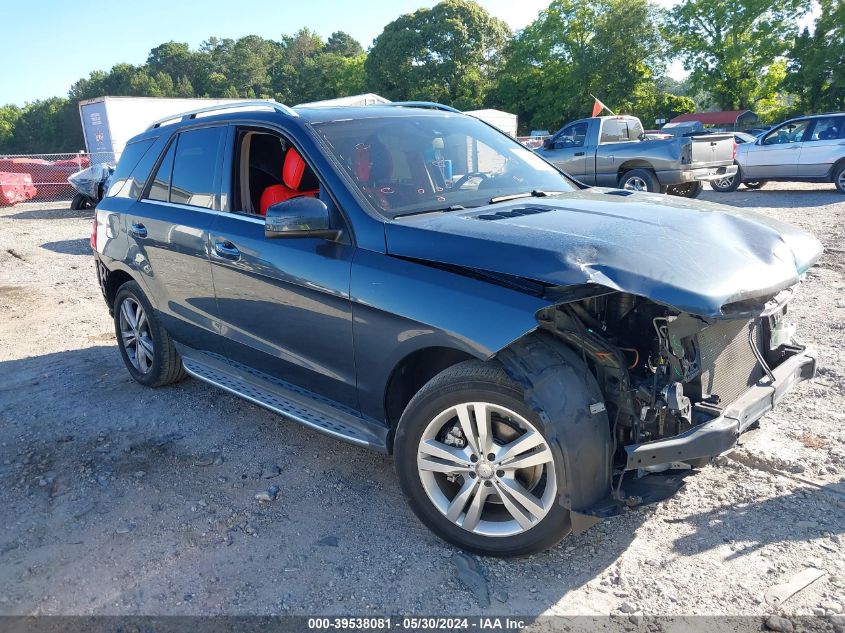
170;127;224;208
807;117;844;142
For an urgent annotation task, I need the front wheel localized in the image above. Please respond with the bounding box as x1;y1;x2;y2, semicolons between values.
394;361;570;557
710;167;742;192
114;281;187;387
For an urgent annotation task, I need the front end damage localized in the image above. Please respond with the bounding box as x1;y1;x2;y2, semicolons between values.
536;285;816;513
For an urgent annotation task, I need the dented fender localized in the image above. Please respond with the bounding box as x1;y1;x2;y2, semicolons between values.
497;332;613;513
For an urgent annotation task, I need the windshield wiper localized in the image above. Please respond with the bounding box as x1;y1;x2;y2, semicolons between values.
394;205;467;219
489;190;564;204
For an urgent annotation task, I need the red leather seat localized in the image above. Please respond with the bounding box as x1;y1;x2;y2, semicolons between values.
352;140;395;210
259;148;319;215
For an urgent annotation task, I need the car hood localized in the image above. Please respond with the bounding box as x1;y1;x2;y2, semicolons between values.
384;189;823;317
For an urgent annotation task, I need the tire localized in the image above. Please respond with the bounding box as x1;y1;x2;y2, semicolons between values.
394;360;572;557
113;280;187;387
743;180;767;190
618;168;660;193
833;163;845;194
666;181;703;198
709;167;742;192
71;193;89;210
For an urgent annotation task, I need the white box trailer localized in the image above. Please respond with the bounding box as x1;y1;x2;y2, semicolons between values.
465;109;518;137
78;96;265;161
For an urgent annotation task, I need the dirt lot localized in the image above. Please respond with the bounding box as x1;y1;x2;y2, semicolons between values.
0;183;843;623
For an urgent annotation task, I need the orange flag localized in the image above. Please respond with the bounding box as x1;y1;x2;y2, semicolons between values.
592;97;610;117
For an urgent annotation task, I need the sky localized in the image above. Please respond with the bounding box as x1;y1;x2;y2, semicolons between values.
0;0;813;106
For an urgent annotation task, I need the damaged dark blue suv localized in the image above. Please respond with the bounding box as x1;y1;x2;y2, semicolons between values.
92;101;821;556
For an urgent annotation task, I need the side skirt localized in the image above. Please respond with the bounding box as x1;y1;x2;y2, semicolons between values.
178;347;390;453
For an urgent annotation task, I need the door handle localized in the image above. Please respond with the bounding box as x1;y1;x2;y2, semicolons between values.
790;145;801;149
129;223;147;238
574;151;585;157
213;240;241;261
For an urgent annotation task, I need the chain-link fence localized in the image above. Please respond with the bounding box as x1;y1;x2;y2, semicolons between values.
0;152;114;206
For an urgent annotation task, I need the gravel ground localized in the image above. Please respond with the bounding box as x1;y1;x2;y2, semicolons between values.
0;183;843;623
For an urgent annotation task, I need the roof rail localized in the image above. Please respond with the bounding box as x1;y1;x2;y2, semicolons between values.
147;100;298;130
385;101;462;114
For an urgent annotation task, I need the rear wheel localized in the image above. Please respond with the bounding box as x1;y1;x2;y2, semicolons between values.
834;163;845;194
618;168;660;193
394;361;571;557
743;180;767;190
667;181;703;198
114;281;186;387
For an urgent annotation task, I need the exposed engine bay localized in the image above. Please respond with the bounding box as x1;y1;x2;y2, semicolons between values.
537;288;801;468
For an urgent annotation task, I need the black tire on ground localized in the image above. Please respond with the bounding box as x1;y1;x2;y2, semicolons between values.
666;181;704;198
743;181;767;190
709;167;742;192
618;168;660;193
833;162;845;194
394;360;572;557
113;280;187;388
70;193;88;210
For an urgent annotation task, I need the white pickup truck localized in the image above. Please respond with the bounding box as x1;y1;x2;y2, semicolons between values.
537;115;737;198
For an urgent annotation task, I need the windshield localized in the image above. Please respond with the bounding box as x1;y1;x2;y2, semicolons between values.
311;114;576;217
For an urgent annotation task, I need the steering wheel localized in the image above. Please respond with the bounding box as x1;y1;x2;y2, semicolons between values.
451;171;489;190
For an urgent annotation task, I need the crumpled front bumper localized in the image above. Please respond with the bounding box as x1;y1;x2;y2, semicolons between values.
624;346;817;470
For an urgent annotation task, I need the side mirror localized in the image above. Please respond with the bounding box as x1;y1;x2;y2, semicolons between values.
265;196;339;240
543;138;552;150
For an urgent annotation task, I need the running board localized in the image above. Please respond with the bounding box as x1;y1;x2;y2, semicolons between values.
180;353;389;452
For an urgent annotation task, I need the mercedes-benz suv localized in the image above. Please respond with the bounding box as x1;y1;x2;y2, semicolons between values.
92;101;821;556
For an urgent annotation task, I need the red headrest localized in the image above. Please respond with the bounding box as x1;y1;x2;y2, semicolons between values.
353;144;371;182
352;141;392;183
283;148;307;190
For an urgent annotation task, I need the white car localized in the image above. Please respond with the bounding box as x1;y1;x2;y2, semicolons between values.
711;113;845;193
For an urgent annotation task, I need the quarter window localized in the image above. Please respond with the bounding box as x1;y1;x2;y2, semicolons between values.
105;139;155;198
147;140;175;202
170;127;224;208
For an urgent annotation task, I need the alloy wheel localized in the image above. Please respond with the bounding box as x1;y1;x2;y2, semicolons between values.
416;402;557;537
714;176;734;189
622;177;647;191
118;297;154;374
838;170;845;191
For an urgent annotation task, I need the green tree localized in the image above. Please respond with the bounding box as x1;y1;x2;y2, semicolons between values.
365;0;510;109
633;89;697;127
297;53;367;103
492;0;665;132
271;28;326;103
0;105;22;152
9;98;83;153
326;31;364;57
784;0;845;114
664;0;807;110
146;42;199;85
